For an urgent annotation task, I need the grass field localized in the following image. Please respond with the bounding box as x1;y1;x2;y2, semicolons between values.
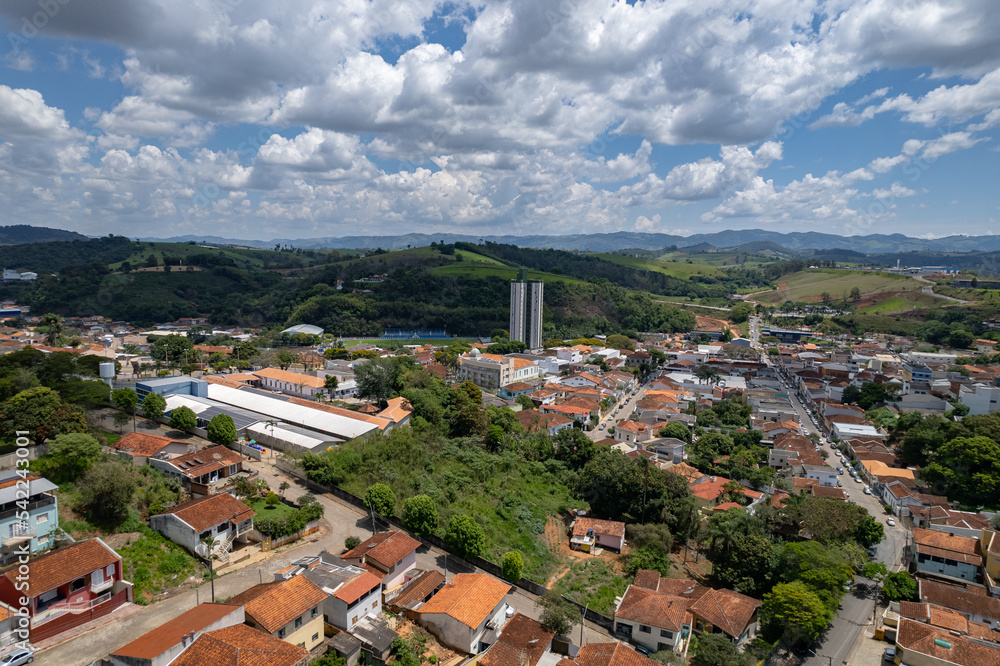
453;249;509;266
656;250;781;269
341;337;476;348
109;241;326;270
755;269;925;306
593;253;722;278
552;559;631;615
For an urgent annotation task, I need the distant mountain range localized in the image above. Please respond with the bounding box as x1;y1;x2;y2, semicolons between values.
0;225;88;244
141;229;1000;254
6;225;1000;254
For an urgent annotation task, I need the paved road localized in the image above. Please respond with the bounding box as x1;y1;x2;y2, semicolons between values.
911;274;968;304
37;461;614;665
768;367;906;666
587;379;651;440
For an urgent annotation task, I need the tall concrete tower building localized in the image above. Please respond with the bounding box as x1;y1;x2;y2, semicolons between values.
510;270;544;349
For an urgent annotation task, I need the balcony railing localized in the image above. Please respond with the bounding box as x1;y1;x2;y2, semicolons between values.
91;577;114;594
0;495;56;522
32;591;112;626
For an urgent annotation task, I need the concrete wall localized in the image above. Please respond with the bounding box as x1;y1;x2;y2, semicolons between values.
327;582;382;631
614;619;680;653
382;550;417;591
421;614;473;654
280;613;325;651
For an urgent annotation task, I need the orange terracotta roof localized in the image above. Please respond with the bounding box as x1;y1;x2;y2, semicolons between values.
253;367;325;388
896;618;1000;666
342;530;421;568
111;604;241;659
391;570;445;609
378;397;413;423
158;493;256;533
333;570;383;604
615;586;689;631
227;575;327;634
515;410;573;432
170;623;308;666
574;643;660;666
283;396;391;430
912;528;981;557
688;588;760;639
572;517;625;539
0;474;41;491
167;445;243;477
2;538;118;597
419;573;511;628
111;432;184;457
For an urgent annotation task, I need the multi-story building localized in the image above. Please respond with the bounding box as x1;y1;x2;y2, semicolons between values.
510;273;544;349
457;350;539;389
0;470;58;564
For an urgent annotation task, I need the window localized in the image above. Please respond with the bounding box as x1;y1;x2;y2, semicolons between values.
200;530;211;540
639;625;651;634
295;617;302;629
372;601;377;609
658;643;670;652
660;630;673;639
312;633;320;642
36;514;48;524
312;607;319;618
107;564;115;577
71;577;86;591
352;616;358;624
278;628;286;639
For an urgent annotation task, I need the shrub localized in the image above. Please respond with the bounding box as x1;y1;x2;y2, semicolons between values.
345;536;361;550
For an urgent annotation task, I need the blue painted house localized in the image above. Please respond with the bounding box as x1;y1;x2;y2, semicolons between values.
0;469;58;564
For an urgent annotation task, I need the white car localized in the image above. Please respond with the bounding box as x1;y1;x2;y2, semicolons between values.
863;487;872;495
854;477;862;484
0;649;33;665
887;518;896;527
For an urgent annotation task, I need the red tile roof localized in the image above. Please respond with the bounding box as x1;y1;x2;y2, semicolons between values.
342;530;421;569
615;586;689;631
111;432;185;457
688;588;760;639
170;623;308;666
167;445;243;478
419;573;511;628
896;618;1000;666
333;570;382;604
479;613;554;666
158;493;255;533
227;576;328;634
572;517;625;539
2;538;119;598
574;643;660;666
111;604;241;659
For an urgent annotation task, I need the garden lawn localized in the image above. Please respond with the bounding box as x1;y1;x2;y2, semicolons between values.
552;559;631;615
249;497;300;521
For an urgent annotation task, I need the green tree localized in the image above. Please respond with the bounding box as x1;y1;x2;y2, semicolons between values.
515;394;534;410
356;357;404;406
849;286;862;302
111;387;140;432
77;460;140;527
500;550;524;583
605;334;634;351
206;413;238;445
538;590;575;635
921;435;1000;508
855;514;885;548
690;632;752;666
279;481;290;498
39;312;65;346
729;302;753;324
141;391;167;421
0;386;86;444
485;425;505;452
401;495;438;537
761;581;834;646
445;514;486;561
364;482;396;517
150;334;193;364
265;491;281;508
345;536;362;550
275;350;298;370
168;405;198;431
881;570;917;602
659;421;691;442
947;329;974;349
47;432;103;480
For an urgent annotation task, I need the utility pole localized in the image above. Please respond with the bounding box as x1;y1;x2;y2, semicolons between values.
581;602;589;647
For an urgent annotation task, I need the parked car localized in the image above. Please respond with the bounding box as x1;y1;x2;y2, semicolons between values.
887;518;896;527
0;649;34;665
854;477;862;484
599;424;606;430
883;647;896;661
864;487;872;495
836;466;843;474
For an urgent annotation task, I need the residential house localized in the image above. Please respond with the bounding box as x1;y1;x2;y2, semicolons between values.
540;403;593;426
615;421;655;445
377;397;414;427
108;432;191;465
569;643;661;666
0;470;58;564
632;572;761;646
498;382;537;400
894;618;1000;666
688;475;763;509
982;530;1000;594
910;528;984;586
167;623;309;666
897;601;1000;642
561;372;603;389
149;493;255;563
649;437;687;464
150;445;256;497
341;530;422;590
0;538;132;642
918;579;1000;627
796;464;839;488
387;570;445;616
514;410;575;435
350;614;398;664
478;613;554;666
570;517;626;552
228;575;329;651
959;383;1000;416
108;603;245;666
613;585;691;656
275;553;383;632
418;573;512;654
253;367;326;398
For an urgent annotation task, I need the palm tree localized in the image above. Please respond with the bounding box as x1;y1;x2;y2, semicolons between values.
694;365;722;386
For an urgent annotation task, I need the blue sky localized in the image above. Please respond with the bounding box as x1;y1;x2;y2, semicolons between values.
1;0;998;241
